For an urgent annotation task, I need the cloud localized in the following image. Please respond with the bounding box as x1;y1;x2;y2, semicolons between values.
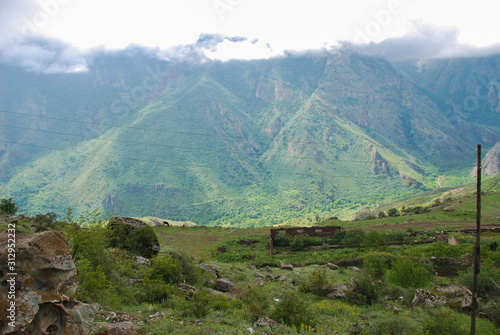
0;0;88;73
354;22;500;61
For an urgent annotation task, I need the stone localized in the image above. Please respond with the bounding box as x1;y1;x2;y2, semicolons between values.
0;231;97;334
278;275;286;282
133;255;150;269
253;278;265;286
216;278;236;292
444;206;454;212
199;263;221;278
93;321;138;335
349;266;361;272
253;269;265;278
434;284;472;310
280;262;293;271
178;283;197;293
411;289;447;308
328;283;349;299
448;235;459;246
327;263;340;270
254;317;278;328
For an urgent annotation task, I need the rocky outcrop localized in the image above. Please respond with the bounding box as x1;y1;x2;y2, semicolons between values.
199;263;221;278
216;278;236;292
0;231;98;334
473;142;500;176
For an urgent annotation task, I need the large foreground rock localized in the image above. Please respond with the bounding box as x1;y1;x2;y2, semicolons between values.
0;231;98;334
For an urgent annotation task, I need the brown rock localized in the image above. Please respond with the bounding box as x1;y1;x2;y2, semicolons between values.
0;231;97;334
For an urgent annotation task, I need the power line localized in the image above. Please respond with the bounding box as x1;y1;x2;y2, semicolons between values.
0;108;476;153
0;138;447;182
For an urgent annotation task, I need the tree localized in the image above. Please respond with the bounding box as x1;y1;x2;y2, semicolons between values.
0;198;18;215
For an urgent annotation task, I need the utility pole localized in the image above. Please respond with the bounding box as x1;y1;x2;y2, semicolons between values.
470;144;481;335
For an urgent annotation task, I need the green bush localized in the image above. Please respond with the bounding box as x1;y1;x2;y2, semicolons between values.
388;257;431;288
107;221;159;259
362;230;387;248
187;289;214;318
342;229;365;245
236;285;270;322
363;253;395;279
0;198;17;214
458;267;497;299
387;208;399;217
365;314;421;335
345;276;380;306
299;268;330;296
378;211;386;219
141;279;173;303
422;308;468;335
270;290;316;329
146;254;182;284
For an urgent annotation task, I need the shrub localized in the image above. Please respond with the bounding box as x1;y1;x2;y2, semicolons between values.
107;221;159;259
236;285;270;322
362;230;387;248
422;308;468;334
146;254;182;284
458;267;496;298
388;257;430;288
363;253;395;279
342;229;365;245
387;208;399;217
299;268;330;296
0;198;17;214
378;211;386;219
187;289;214;318
141;279;173;303
365;314;421;335
345;276;380;306
270;290;316;329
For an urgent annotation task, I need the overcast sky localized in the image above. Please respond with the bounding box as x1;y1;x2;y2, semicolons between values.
1;0;500;72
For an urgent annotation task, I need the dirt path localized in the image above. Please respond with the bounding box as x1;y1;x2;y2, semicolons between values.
363;219;500;231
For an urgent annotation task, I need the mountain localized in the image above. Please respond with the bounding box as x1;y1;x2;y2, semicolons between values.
1;49;500;226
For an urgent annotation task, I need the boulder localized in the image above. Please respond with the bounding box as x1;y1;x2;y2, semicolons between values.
199;263;221;278
253;278;265;286
328;283;349;299
177;283;197;294
448;235;459;246
0;231;97;334
216;278;236;292
411;289;447;308
280;262;294;271
434;284;472;310
327;263;340;270
349;266;361;272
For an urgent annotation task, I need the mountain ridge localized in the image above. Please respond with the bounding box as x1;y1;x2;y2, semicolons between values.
1;50;499;225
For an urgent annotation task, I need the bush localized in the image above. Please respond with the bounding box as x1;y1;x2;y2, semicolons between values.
236;285;270;322
362;230;387;248
187;289;215;318
141;279;173;303
458;267;497;298
299;268;330;296
345;276;380;306
422;308;468;334
388;257;431;288
363;253;395;279
342;229;365;245
107;221;159;259
365;314;421;335
0;198;17;214
270;290;316;329
387;208;399;217
146;254;182;284
378;211;386;219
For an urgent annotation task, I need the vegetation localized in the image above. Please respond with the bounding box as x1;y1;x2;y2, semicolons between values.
2;188;500;334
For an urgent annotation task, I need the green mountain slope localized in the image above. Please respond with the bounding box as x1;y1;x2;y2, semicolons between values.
1;50;499;225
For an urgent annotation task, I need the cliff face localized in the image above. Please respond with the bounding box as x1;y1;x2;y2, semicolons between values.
482;142;500;176
0;228;97;334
